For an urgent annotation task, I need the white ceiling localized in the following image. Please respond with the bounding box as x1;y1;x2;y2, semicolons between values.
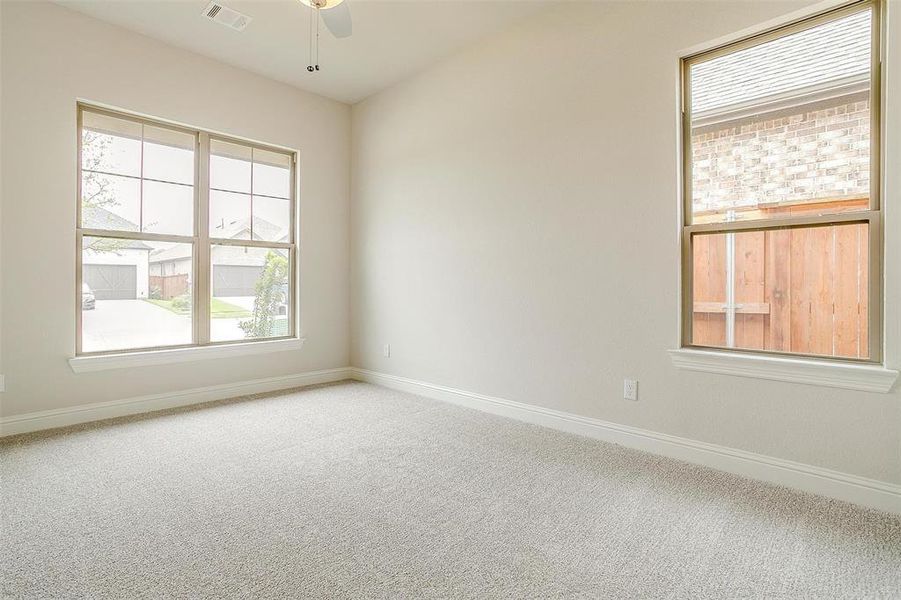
55;0;549;104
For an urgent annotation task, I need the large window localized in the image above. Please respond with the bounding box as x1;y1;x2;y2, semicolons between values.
77;105;296;354
680;1;882;362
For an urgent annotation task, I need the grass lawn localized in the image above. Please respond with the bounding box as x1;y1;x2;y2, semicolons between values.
146;298;252;319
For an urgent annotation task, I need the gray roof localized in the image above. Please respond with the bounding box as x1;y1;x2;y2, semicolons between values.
211;215;286;242
83;205;137;231
150;216;287;263
691;10;870;115
82;206;151;251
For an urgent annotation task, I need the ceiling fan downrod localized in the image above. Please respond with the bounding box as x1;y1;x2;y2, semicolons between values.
307;3;320;72
303;0;351;72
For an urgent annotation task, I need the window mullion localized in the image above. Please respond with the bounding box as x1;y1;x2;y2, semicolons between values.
139;123;145;232
868;210;882;362
209;238;293;250
685;211;879;236
681;229;693;348
76;108;84;356
75;230;84;355
196;132;212;345
78;229;194;244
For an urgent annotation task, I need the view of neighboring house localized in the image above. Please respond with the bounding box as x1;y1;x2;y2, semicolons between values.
690;10;870;216
149;216;288;298
82;208;288;301
689;11;872;358
82;206;151;300
81;209;290;350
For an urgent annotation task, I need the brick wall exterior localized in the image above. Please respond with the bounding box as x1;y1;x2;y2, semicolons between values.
691;96;870;216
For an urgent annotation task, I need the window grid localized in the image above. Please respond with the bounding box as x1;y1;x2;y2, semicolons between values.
76;104;297;356
679;0;883;363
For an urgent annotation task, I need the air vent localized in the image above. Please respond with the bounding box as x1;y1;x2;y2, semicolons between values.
202;1;252;32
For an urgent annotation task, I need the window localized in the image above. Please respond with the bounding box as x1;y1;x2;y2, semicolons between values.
680;1;882;362
77;105;296;355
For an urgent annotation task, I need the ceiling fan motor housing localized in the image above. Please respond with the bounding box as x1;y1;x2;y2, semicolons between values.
301;0;345;9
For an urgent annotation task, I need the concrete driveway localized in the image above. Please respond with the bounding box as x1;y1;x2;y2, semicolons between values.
82;299;246;352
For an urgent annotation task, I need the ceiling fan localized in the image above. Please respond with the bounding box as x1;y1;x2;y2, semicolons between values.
298;0;352;72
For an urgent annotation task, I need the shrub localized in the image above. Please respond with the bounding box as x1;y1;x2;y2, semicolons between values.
239;251;288;338
171;294;192;313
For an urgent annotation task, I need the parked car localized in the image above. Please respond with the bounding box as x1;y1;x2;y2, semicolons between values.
82;282;95;310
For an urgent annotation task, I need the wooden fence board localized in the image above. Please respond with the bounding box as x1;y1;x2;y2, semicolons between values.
834;224;862;357
692;200;867;358
692;233;726;347
735;231;765;350
765;229;792;352
790;224;833;355
150;274;189;301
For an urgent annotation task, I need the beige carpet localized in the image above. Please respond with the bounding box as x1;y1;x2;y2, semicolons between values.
1;380;899;598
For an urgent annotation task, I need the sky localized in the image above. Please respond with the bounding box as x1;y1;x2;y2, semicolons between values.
82;122;291;244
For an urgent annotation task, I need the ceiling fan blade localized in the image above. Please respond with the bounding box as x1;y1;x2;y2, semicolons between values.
321;2;352;38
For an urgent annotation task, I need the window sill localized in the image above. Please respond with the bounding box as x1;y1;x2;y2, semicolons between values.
69;338;306;373
668;348;898;393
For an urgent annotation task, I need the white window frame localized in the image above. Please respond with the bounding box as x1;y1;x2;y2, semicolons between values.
678;0;884;365
74;103;299;361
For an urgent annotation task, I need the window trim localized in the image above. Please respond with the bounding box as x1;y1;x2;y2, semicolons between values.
68;337;307;373
75;103;299;357
668;348;898;394
678;0;884;364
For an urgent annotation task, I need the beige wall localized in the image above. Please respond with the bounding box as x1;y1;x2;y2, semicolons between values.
2;0;898;487
351;0;901;483
0;1;351;416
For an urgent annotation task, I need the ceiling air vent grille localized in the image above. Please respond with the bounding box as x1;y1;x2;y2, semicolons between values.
202;2;252;32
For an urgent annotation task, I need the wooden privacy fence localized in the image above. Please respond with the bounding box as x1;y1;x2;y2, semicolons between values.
692;198;869;359
150;274;189;300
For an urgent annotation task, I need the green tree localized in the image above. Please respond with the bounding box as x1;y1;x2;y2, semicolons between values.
240;251;288;338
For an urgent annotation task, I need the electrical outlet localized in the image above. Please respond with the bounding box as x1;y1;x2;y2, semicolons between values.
383;344;391;358
623;379;638;401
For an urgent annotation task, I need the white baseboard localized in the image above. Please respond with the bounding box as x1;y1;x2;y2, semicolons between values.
0;367;353;437
350;368;901;515
4;365;897;514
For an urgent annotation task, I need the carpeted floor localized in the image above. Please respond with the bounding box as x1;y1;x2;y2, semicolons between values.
1;381;900;598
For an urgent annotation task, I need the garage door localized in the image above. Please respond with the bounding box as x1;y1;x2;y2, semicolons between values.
213;265;263;297
84;265;137;300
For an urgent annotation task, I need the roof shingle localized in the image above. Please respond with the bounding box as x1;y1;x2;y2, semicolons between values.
690;10;870;115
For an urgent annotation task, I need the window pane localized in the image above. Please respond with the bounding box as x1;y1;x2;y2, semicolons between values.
210;246;289;342
691;223;868;359
210;190;251;240
81;172;140;232
143;125;195;185
142;180;193;236
252;148;291;198
82;112;141;177
210;139;251;194
82;237;193;352
252;196;290;242
689;10;871;224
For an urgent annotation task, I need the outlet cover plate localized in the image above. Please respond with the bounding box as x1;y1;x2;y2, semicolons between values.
623;379;638;401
